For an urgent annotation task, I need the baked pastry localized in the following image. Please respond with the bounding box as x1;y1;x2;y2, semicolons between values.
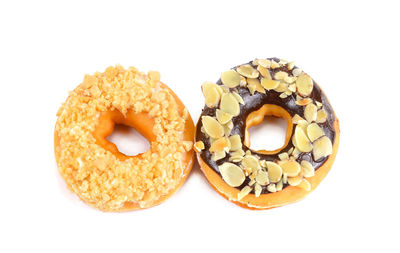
55;66;195;211
194;58;339;209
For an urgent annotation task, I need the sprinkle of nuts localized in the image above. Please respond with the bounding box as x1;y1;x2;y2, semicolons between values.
280;160;301;177
219;162;245;187
307;123;325;142
296;74;313;97
220;93;240;116
293;125;313;152
202;82;221;108
238;186;252;200
202;116;224;139
229;134;242;151
304;103;318;123
255;169;269;185
194;141;205;152
301;160;315;178
313;136;333;161
216;109;233;124
316;109;328;123
266;161;283;183
236;64;259;78
221;70;241;88
261;79;280;90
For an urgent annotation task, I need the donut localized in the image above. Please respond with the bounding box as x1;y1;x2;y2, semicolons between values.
54;66;195;211
194;58;340;209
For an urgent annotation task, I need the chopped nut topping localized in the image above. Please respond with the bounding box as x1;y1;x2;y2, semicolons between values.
209;137;230;153
237;64;259;78
295;98;313;106
242;155;261;171
194;141;205;152
221;70;241;88
220;93;240;116
307;123;325;142
278;152;289;161
293;125;313;152
254;183;262;197
216;109;233;124
304;103;318;123
247;78;265;94
280;160;301;177
297;179;311;191
182;141;193;152
273;81;288;92
266;161;283;183
219;162;245;187
257;59;272;68
287;175;303;186
292;68;302;77
212;150;226;161
255;169;269;185
229;134;242;151
202;116;224;139
267;184;277;192
316;109;328;123
316;101;323;109
274;71;289;80
257;65;271;79
292;114;305;124
238;186;252;200
279;93;288;99
202;82;221;108
301;160;315;178
296;74;313;96
232;91;245;105
261;79;280;90
270;60;280;69
313;136;333;161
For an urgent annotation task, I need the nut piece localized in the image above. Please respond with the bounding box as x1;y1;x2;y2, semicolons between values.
304;103;317;123
232;91;245;105
274;71;289;80
202;82;221;108
212;150;226;161
221;70;241;88
280;160;301;177
257;65;271;79
287;175;303;186
316;109;328;123
307;123;325;142
261;78;280;90
257;59;272;68
229;134;242;151
301;160;315;178
254;183;262;197
297;179;311;191
274;81;288;92
202;116;224;139
296;74;313;96
247;78;265;94
295;98;313;106
236;64;259;78
220;93;240;116
255;169;269;185
292;114;305;124
242;155;261;171
219;162;245;187
209;137;230;153
293;125;313;152
278;152;289;161
267;184;277;193
266;161;283;183
238;186;252;200
313;136;333;161
194;141;205;152
216;109;233;124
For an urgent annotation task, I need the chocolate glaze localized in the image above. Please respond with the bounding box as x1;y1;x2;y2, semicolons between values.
195;58;337;194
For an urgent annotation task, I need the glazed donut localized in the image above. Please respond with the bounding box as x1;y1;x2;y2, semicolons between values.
55;66;195;211
195;58;340;209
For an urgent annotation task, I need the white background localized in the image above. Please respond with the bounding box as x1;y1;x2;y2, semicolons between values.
1;0;399;252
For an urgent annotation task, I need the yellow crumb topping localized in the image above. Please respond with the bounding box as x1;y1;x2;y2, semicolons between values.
55;65;191;211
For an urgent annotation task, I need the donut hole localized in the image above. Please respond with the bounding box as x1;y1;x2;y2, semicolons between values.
248;116;288;152
106;124;150;156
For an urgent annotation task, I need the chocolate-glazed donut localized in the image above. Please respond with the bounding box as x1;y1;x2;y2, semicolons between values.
194;58;340;209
